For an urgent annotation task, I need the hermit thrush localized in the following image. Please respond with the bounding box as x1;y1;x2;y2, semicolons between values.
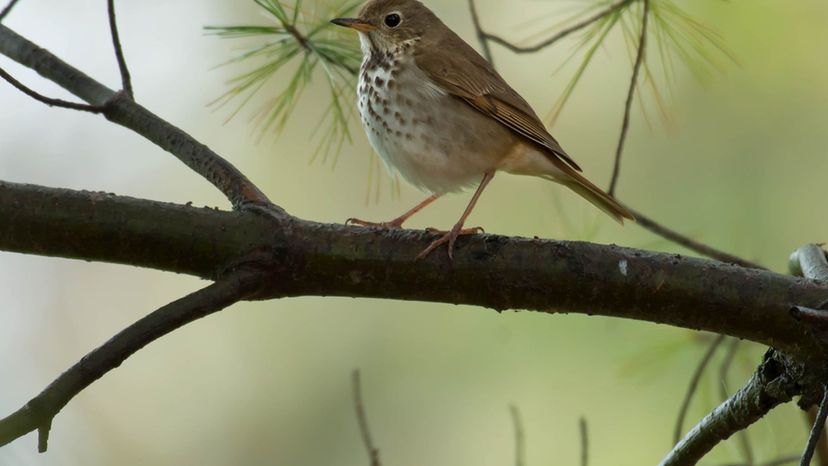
332;0;634;259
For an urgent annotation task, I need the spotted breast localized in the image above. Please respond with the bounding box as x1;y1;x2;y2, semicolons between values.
356;36;518;194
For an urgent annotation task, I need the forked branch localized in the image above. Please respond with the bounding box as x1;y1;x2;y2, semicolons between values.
0;266;265;451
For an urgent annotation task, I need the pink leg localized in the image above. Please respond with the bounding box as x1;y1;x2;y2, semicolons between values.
417;171;495;260
347;194;441;229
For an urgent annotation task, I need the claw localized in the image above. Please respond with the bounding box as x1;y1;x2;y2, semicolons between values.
416;225;483;260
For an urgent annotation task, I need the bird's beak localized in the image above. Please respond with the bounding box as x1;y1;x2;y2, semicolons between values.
330;17;376;32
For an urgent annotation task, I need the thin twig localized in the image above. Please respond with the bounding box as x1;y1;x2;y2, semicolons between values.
483;0;635;54
628;207;767;269
801;388;828;466
352;370;381;466
661;350;802;466
0;0;20;22
719;338;756;466
675;334;727;444
510;405;524;466
0;24;271;208
580;417;589;466
0;66;104;113
805;406;828;466
107;0;133;98
0;267;263;450
468;0;494;63
608;0;649;196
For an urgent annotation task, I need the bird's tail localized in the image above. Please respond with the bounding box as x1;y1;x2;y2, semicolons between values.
559;169;635;224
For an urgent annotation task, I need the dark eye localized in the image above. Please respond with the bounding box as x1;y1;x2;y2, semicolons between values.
384;13;401;28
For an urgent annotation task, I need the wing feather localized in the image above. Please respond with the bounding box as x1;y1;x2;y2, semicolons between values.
415;33;582;172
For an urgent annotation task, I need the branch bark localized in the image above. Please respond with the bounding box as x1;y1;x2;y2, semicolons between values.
2;181;827;360
661;245;828;466
659;351;804;466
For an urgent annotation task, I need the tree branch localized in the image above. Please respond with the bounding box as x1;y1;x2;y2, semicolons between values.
608;0;648;197
0;24;270;208
627;207;766;270
0;0;20;22
0;66;104;113
662;245;828;466
659;351;803;466
674;334;726;444
0;266;264;450
482;0;635;54
802;388;828;466
352;370;381;466
107;0;133;99
2;180;827;360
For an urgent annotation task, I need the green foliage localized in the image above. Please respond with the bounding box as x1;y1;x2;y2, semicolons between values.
542;0;735;124
205;0;363;162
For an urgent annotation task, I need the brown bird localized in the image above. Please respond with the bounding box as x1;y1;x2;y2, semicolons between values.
332;0;633;259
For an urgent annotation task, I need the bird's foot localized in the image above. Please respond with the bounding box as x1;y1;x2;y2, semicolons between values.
417;225;484;260
346;217;405;229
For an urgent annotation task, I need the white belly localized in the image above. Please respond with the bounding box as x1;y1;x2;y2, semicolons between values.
357;53;508;194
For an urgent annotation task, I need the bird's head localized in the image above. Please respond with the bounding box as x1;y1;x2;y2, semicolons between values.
331;0;438;55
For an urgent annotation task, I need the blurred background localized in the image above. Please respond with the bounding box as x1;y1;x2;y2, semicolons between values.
1;0;826;464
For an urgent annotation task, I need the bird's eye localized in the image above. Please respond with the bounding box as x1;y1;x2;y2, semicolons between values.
384;13;401;28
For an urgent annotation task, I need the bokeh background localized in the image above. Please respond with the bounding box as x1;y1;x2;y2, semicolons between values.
1;0;827;465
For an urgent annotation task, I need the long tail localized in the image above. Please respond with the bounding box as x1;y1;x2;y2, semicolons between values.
558;168;635;224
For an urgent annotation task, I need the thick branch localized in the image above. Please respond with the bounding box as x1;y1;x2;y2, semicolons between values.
662;245;828;466
0;267;264;450
2;181;827;360
0;25;269;208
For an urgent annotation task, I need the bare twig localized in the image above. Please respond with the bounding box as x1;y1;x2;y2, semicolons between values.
107;0;133;98
628;207;766;270
0;24;272;208
0;0;20;22
608;0;649;197
675;334;727;444
468;0;493;63
510;405;524;466
352;370;381;466
3;181;828;359
805;406;828;466
0;267;263;451
802;388;828;466
719;338;756;466
0;66;104;113
660;351;802;466
482;0;635;54
580;417;589;466
790;245;828;281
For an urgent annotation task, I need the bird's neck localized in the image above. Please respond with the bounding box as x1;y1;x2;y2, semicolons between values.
358;33;420;72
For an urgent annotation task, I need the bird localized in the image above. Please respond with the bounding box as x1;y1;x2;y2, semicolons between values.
331;0;633;259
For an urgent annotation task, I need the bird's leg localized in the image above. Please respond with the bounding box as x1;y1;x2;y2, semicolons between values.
347;194;441;229
417;171;495;260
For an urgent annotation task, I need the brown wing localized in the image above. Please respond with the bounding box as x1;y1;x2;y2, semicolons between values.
414;31;582;172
